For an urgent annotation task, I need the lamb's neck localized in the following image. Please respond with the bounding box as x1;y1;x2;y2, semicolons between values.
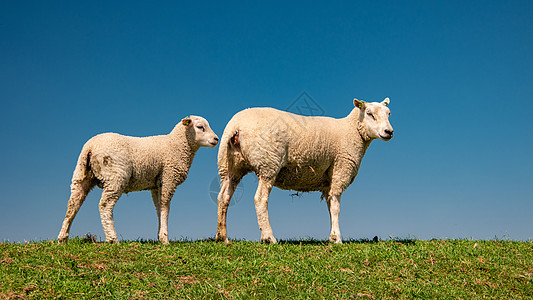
177;142;197;169
168;126;199;168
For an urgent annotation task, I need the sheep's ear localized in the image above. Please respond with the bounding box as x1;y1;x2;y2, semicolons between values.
181;117;192;126
381;97;390;106
354;98;366;110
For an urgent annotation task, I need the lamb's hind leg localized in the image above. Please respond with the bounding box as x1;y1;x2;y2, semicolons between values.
58;179;95;243
254;178;276;244
215;175;241;244
98;184;125;244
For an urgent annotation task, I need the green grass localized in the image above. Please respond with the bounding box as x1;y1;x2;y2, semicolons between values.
1;238;531;299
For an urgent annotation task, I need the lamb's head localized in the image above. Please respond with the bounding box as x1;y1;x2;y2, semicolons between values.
181;116;219;148
354;97;394;141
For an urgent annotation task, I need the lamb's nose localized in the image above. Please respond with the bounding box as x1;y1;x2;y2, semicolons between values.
214;137;219;142
385;129;394;136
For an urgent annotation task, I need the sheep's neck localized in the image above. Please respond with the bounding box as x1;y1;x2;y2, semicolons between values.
344;109;373;171
346;107;371;143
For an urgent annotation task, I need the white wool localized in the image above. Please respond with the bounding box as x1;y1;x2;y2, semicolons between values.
58;116;218;244
215;98;393;244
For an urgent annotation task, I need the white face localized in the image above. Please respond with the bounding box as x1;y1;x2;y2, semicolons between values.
189;116;219;147
360;100;394;141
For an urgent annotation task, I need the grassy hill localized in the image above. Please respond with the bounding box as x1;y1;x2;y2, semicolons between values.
1;238;531;299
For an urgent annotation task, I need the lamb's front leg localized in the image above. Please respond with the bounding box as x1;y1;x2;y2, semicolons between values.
158;185;176;245
326;193;343;244
254;178;277;244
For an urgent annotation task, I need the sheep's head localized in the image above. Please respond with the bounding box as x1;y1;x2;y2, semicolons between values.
182;116;219;148
354;97;394;141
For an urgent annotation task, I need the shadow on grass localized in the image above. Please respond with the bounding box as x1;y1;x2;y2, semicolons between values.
275;237;417;246
131;237;417;246
66;233;417;246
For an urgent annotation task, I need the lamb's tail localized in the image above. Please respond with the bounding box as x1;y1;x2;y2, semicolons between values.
71;144;95;183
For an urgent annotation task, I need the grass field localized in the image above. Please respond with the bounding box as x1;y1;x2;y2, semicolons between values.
1;237;531;299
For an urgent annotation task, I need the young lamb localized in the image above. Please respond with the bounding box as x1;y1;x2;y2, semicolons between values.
58;116;219;244
215;98;393;244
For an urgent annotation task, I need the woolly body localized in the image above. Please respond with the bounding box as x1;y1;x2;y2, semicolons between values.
58;116;218;244
216;99;393;244
78;131;195;193
219;108;369;196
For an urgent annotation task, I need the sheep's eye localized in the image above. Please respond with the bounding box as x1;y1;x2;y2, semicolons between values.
197;125;205;131
366;111;375;119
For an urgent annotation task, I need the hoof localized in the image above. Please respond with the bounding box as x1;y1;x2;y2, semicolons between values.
261;236;277;244
57;233;69;243
159;233;169;245
215;234;230;244
329;235;343;244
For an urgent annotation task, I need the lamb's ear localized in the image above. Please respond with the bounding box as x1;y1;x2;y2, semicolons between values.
354;98;366;110
181;117;192;126
381;97;390;106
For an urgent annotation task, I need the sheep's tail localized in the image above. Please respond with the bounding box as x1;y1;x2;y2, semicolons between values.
217;130;232;181
217;125;243;183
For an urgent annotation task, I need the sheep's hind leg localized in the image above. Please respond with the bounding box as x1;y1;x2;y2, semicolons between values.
254;178;277;244
151;188;162;242
215;175;241;244
58;179;95;243
326;194;343;244
98;186;124;244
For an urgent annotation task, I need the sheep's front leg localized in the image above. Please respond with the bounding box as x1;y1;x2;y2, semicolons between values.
157;186;175;245
99;188;123;244
151;189;162;241
58;180;95;243
254;178;277;244
215;176;240;244
326;194;343;244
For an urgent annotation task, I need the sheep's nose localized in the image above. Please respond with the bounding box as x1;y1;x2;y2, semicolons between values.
214;137;219;142
385;129;394;136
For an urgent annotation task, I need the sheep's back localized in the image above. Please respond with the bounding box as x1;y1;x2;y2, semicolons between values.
226;107;341;185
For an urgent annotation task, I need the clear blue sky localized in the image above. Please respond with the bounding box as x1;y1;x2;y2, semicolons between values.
1;1;531;242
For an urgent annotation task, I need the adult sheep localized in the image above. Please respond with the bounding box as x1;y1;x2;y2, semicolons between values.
216;98;393;244
58;116;219;244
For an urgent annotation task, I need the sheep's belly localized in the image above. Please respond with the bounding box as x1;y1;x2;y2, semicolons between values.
124;182;158;193
274;166;329;192
124;175;159;193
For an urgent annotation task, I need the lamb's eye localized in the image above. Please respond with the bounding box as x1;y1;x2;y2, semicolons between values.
197;125;205;131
